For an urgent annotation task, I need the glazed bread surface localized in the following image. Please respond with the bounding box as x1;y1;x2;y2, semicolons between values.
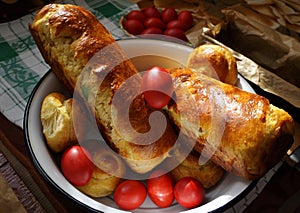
30;4;177;174
187;44;238;85
170;149;225;188
167;67;295;180
40;92;86;152
77;147;125;197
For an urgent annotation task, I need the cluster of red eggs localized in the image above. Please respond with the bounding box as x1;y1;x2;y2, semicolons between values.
122;7;194;42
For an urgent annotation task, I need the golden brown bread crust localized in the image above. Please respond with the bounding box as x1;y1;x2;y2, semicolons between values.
40;92;86;152
77;146;125;197
187;44;238;85
169;149;224;188
167;67;295;180
29;4;115;92
30;4;177;173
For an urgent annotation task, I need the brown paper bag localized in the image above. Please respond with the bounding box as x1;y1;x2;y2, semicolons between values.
217;5;300;107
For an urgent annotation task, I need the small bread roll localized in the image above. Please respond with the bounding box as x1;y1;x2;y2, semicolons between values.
187;44;238;85
167;142;224;189
40;92;86;152
77;146;125;197
170;150;224;189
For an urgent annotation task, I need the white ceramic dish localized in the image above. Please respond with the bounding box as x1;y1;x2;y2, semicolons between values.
24;38;257;213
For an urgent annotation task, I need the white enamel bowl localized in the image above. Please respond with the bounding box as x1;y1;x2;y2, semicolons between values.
24;38;256;213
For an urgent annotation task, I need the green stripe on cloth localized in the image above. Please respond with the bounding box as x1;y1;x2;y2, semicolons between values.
94;2;122;17
0;38;17;61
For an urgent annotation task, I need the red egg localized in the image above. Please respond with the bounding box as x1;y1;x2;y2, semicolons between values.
141;27;163;35
164;28;188;42
167;19;188;31
127;10;146;22
177;10;193;28
124;19;144;35
142;7;161;19
161;7;177;24
144;17;165;30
